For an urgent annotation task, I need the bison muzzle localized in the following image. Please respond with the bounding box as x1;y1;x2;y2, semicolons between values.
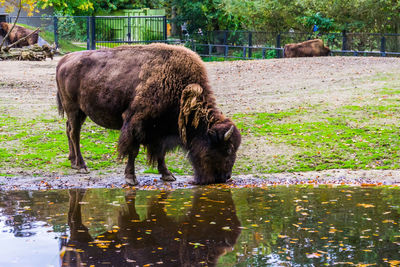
56;43;241;185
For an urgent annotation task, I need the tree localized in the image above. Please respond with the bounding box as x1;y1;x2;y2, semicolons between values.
223;0;305;32
35;0;163;16
0;0;36;16
35;0;94;15
167;0;241;34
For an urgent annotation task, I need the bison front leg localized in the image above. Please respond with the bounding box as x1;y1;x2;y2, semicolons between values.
124;142;139;186
66;110;88;173
158;155;176;182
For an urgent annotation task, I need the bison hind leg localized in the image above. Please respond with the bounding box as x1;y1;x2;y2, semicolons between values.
124;143;140;186
66;110;88;173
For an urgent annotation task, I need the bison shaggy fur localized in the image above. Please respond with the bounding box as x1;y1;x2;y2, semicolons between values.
284;39;330;58
56;43;241;185
0;22;38;47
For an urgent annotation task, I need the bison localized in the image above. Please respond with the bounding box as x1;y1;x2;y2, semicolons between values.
283;39;331;58
0;22;39;47
56;43;241;185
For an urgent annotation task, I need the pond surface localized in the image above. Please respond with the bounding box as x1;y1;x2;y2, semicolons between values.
1;186;400;266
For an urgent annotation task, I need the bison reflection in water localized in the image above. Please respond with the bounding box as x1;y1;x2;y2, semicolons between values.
56;43;241;185
62;189;241;266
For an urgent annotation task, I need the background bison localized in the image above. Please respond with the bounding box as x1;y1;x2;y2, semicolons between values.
56;43;241;185
0;22;38;47
284;39;331;58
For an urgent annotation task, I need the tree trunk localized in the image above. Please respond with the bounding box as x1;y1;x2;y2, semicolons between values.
170;6;179;37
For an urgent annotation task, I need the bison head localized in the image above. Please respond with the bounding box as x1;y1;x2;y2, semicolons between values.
0;22;7;37
189;121;241;184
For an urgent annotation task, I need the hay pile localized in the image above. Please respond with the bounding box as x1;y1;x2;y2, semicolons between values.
0;44;54;61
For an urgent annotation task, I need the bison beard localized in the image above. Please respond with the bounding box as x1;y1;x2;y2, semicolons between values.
56;43;241;185
0;22;38;47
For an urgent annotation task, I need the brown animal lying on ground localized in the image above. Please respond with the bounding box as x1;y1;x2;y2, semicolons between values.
56;43;241;185
0;22;39;47
284;39;331;58
62;188;241;266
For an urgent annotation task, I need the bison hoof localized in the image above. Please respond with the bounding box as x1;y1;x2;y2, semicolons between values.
161;174;176;182
125;174;138;186
76;167;89;174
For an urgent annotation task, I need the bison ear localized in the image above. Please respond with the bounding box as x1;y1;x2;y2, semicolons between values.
208;129;218;144
208;125;235;144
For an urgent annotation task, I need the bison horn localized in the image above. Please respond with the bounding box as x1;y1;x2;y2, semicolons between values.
224;125;234;141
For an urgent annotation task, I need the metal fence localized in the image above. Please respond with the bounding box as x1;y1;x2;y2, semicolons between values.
93;16;167;49
6;16;400;59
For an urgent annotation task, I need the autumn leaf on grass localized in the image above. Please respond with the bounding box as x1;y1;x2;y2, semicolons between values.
357;203;375;208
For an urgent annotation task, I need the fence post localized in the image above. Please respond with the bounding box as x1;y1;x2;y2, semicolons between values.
342;30;347;51
224;30;228;45
163;16;167;42
86;16;90;50
53;16;59;49
127;15;131;42
90;16;96;50
248;31;252;58
380;35;386;57
276;33;281;58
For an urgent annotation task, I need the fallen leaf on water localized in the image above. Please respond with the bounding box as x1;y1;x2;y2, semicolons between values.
307;252;322;258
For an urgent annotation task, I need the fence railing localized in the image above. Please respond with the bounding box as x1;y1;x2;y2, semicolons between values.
7;16;400;59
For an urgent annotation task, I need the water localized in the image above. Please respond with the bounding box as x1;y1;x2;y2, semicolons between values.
1;186;400;266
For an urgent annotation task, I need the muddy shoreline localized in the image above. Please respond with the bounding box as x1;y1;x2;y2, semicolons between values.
2;169;400;191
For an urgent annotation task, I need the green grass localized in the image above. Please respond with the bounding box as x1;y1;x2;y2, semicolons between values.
0;113;192;176
233;102;400;173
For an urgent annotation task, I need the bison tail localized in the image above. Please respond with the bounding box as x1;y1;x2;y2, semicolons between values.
118;123;131;159
56;91;64;118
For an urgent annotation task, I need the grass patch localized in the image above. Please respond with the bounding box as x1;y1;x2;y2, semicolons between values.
233;102;400;173
0;114;191;176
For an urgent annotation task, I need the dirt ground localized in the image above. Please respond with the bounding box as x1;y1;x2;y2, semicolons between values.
1;55;400;190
